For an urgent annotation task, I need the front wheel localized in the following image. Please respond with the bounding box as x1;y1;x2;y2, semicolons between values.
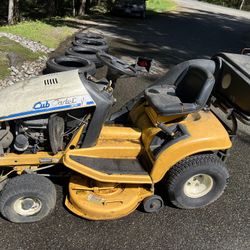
164;154;229;209
0;174;57;223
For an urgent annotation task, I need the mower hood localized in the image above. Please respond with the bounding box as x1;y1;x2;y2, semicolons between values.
0;70;95;122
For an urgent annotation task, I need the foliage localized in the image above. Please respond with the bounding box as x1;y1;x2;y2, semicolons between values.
1;0;73;20
1;0;107;23
200;0;250;10
1;0;177;25
0;20;77;48
147;0;176;12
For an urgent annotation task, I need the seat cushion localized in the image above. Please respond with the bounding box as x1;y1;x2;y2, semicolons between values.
145;85;184;116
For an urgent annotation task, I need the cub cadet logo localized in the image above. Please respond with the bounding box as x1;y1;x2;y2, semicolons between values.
33;101;50;110
56;97;77;106
33;97;80;110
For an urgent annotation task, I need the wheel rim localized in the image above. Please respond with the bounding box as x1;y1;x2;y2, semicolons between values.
149;200;162;211
183;174;214;198
13;197;42;216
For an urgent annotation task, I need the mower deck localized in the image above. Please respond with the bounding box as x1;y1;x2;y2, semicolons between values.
65;175;152;220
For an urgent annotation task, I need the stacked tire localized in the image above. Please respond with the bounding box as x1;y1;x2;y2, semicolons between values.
46;32;109;75
65;47;103;68
46;56;97;75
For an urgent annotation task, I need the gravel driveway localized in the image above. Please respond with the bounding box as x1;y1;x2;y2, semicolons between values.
0;1;250;250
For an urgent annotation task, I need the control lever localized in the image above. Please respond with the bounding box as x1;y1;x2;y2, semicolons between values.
104;80;114;93
157;123;175;137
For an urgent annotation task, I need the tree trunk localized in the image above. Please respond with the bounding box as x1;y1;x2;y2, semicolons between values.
8;0;15;25
107;0;114;11
14;0;20;23
239;0;245;9
78;0;86;15
73;0;76;16
85;0;91;14
47;0;56;17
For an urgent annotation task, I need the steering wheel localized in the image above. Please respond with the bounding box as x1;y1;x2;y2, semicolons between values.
96;52;137;77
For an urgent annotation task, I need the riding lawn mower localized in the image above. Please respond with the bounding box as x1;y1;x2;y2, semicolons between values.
0;51;249;223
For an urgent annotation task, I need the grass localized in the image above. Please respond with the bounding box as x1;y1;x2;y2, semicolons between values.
147;0;176;12
0;19;77;80
0;20;77;48
0;36;43;60
0;55;10;80
0;36;44;80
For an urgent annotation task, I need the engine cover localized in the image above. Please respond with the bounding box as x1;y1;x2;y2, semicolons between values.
0;70;95;122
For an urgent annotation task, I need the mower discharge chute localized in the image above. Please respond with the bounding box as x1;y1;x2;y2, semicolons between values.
0;52;249;223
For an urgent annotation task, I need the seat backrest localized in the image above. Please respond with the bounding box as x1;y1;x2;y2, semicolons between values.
153;59;216;87
175;65;215;106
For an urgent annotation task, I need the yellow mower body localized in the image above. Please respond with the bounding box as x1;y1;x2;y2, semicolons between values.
0;108;231;220
61;108;230;220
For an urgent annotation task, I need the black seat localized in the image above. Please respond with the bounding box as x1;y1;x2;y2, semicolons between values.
145;65;215;116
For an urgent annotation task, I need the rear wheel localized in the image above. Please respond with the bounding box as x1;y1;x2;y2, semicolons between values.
164;154;229;209
0;174;56;223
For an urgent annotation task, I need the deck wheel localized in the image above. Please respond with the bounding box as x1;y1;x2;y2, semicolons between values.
143;195;164;213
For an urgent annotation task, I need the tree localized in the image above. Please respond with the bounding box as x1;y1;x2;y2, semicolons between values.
78;0;86;15
15;0;20;22
73;0;76;16
76;0;92;15
47;0;56;17
239;0;245;9
8;0;15;24
8;0;20;25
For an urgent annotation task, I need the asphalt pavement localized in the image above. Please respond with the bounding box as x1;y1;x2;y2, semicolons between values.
0;1;250;249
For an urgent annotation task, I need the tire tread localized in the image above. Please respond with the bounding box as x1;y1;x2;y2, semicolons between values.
165;154;229;209
0;174;56;223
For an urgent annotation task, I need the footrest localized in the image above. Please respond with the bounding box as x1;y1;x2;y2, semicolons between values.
69;156;148;175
